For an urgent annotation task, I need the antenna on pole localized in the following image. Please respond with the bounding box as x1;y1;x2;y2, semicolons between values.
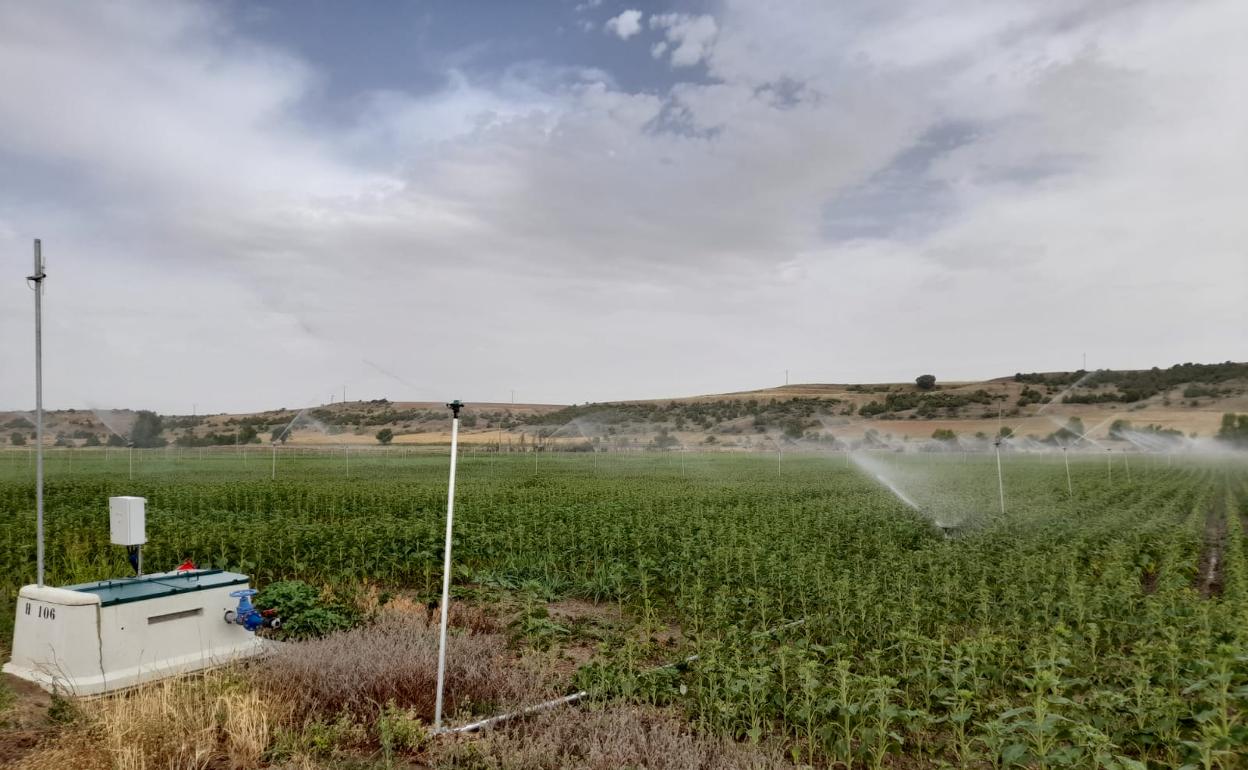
434;399;464;732
27;240;47;586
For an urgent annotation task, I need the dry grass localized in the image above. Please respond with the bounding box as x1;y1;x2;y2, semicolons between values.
433;705;794;770
13;672;285;770
254;609;537;724
8;602;783;770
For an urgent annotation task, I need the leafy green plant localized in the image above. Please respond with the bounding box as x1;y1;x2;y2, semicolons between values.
254;580;356;639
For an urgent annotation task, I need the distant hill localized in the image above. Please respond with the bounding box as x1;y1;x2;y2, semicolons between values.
3;362;1247;450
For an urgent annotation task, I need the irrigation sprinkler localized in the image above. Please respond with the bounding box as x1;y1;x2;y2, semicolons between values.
434;399;464;733
128;442;134;481
27;240;46;586
271;441;277;480
1123;451;1131;483
1106;449;1113;482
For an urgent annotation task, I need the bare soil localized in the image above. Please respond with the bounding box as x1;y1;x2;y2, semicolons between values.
1197;496;1227;598
0;675;55;767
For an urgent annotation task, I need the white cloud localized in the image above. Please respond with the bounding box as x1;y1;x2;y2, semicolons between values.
604;9;643;40
650;13;717;67
0;0;1244;411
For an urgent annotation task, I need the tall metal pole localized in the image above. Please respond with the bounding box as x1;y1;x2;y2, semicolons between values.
434;400;463;732
29;240;46;586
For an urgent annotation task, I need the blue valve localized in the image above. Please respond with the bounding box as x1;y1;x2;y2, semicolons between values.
224;588;280;632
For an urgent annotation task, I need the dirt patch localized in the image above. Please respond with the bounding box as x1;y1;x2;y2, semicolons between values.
0;675;56;766
546;598;624;626
1196;497;1227;598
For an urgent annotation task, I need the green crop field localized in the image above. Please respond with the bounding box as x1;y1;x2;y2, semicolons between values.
1;448;1246;768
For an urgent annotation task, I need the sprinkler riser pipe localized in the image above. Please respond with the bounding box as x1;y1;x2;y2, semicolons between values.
434;404;462;731
31;240;45;586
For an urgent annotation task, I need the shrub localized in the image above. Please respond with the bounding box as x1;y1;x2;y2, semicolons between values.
915;374;936;390
254;580;355;640
376;428;394;445
9;432;24;446
254;610;535;723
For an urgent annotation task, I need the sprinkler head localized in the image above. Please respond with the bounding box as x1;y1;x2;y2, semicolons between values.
446;400;464;418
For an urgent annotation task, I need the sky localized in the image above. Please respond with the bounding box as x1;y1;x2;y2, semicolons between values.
1;0;1244;413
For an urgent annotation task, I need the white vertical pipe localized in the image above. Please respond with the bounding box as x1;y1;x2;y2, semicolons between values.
995;444;1006;515
31;240;46;586
434;411;461;731
1063;447;1073;500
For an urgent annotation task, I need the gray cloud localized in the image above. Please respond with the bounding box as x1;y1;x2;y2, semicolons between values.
0;0;1243;413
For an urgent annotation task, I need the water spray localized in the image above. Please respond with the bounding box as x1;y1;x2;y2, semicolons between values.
27;240;46;586
434;399;464;733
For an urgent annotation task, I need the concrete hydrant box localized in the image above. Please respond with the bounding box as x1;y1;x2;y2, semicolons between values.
3;569;270;696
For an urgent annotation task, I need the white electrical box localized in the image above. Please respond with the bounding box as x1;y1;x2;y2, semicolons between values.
109;496;146;546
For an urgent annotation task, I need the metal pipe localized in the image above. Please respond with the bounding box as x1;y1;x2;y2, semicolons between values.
434;400;464;731
29;240;46;586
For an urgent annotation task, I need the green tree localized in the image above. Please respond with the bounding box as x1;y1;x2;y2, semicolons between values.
83;433;101;447
1217;413;1248;447
130;410;166;448
915;374;937;390
376;428;394;445
271;424;292;444
9;432;25;446
931;428;957;442
106;434;126;447
237;424;259;444
651;427;679;449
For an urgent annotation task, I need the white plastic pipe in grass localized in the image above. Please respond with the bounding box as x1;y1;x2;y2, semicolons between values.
438;617;809;736
434;399;464;732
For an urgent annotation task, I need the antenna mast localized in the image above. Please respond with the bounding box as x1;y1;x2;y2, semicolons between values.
27;240;47;586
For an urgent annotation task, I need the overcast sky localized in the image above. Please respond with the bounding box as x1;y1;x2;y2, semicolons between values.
1;0;1244;413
